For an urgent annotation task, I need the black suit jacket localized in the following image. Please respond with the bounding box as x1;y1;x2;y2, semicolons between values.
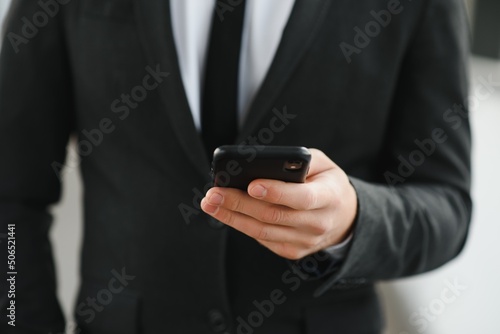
0;0;471;333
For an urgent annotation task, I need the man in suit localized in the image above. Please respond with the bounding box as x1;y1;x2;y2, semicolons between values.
0;0;471;333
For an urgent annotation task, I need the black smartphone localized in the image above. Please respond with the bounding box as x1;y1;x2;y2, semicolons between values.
211;145;311;190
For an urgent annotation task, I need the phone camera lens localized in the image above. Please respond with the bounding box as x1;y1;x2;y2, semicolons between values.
284;160;303;172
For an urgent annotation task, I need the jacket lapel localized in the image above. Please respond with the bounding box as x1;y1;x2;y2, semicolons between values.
135;0;211;180
134;0;330;177
236;0;331;143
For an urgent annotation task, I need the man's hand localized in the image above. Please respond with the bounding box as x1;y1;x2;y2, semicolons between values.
201;149;358;260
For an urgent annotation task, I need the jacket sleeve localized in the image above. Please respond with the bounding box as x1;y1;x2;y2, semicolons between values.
316;0;472;295
0;1;73;332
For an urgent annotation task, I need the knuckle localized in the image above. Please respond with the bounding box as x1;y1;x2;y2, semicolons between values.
257;226;271;241
310;220;329;235
221;210;235;226
269;186;284;204
303;189;317;210
278;243;306;260
283;247;303;260
262;207;282;224
230;195;243;212
301;236;321;249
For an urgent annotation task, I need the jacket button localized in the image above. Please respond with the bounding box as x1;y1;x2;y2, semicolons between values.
208;309;227;332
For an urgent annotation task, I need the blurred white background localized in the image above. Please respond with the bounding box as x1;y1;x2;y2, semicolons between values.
1;0;499;333
0;1;9;29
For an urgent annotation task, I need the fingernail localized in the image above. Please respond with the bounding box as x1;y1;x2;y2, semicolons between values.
208;192;223;206
250;185;267;198
201;198;219;214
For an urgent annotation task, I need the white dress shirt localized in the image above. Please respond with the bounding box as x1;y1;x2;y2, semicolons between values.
170;0;295;128
170;0;352;257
